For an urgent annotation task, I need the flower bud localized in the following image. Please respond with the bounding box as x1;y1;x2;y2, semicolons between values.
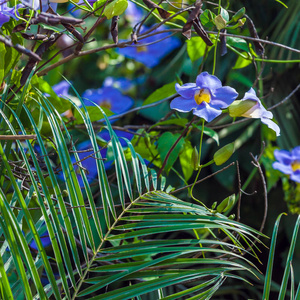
214;143;235;166
211;201;217;210
228;214;235;220
217;197;229;213
228;100;257;118
214;15;227;30
144;133;151;148
224;194;235;212
238;18;246;27
217;194;235;213
231;7;246;23
62;190;69;197
191;147;199;170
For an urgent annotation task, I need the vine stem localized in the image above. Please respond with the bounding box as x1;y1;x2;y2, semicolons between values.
212;31;220;75
190;119;211;210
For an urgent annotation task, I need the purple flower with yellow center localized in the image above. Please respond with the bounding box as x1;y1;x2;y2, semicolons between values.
117;26;181;68
233;88;280;136
272;146;300;183
82;86;133;115
170;72;238;122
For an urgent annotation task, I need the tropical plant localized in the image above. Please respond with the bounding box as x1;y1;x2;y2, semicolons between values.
0;84;267;299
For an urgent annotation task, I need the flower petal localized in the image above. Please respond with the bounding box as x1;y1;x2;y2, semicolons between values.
261;117;280;136
175;83;198;98
170;97;197;112
241;88;261;103
272;162;293;175
290;171;300;183
274;149;293;164
196;72;222;91
193;103;222;122
211;86;238;108
291;146;300;159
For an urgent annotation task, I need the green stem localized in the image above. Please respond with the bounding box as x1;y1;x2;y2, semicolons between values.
189;120;212;211
212;31;220;75
198;119;205;166
257;61;263;98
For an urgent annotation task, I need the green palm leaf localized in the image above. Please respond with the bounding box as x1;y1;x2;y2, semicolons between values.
0;92;264;299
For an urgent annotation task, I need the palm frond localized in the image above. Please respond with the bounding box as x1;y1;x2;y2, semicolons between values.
0;93;264;299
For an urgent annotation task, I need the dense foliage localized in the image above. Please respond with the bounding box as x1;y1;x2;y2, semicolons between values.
0;0;299;299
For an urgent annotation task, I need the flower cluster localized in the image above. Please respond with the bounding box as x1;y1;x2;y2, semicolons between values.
273;146;300;183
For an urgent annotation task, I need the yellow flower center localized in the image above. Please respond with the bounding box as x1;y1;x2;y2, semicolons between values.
100;100;112;110
137;45;148;53
194;89;211;105
291;161;300;172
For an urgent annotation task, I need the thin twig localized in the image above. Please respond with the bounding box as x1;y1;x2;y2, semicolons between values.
171;162;235;194
269;83;300;110
236;160;242;223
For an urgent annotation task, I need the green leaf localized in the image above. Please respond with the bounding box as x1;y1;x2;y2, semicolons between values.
179;140;194;181
73;106;114;124
233;52;252;69
226;37;249;52
200;9;216;30
0;43;5;83
275;0;288;8
104;0;128;19
143;81;176;106
32;77;71;113
186;37;212;62
132;132;162;168
155;118;188;128
157;132;185;174
193;124;219;145
220;7;229;22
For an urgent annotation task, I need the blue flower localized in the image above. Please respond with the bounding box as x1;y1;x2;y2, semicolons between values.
103;77;134;93
170;72;238;122
59;130;133;187
239;88;280;136
0;3;22;27
273;146;300;183
126;1;144;25
117;26;181;68
29;231;51;250
52;80;71;98
82;86;134;115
